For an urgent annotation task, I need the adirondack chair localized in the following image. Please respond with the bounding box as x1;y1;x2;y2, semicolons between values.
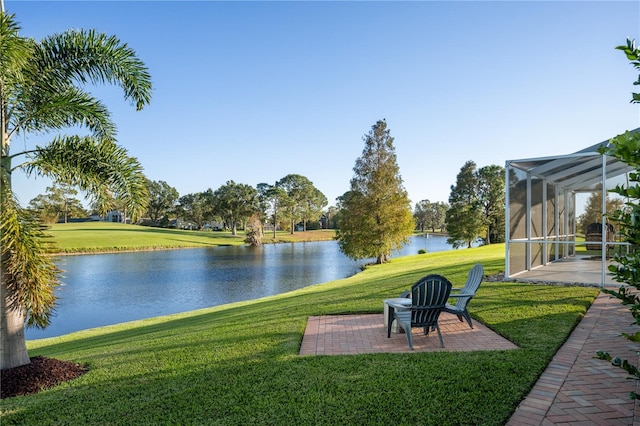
386;274;452;349
442;263;484;329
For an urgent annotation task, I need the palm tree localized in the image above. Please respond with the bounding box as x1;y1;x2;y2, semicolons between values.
0;11;152;369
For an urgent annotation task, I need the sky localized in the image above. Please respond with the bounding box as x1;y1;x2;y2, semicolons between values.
6;0;640;210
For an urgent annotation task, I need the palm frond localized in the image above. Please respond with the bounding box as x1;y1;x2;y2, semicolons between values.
12;86;115;139
36;28;152;110
0;13;34;154
0;13;32;86
0;13;153;364
26;135;149;220
0;180;60;328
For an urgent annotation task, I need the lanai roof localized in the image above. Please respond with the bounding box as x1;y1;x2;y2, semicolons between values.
506;128;639;192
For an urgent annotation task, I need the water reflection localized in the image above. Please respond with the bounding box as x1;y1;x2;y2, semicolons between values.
27;234;466;339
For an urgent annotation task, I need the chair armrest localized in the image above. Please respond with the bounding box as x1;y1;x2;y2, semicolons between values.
386;301;411;310
448;293;473;299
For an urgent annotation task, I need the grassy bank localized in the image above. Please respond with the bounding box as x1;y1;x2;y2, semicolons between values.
0;244;600;425
48;222;337;253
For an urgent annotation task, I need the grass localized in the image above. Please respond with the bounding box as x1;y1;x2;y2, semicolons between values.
0;241;600;425
48;222;337;253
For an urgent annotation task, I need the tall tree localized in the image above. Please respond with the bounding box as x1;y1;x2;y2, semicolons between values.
213;180;259;236
147;180;179;225
323;205;339;229
446;161;484;248
414;199;431;232
336;119;414;264
432;202;449;232
477;164;506;244
446;161;505;247
275;174;326;233
175;190;215;230
0;12;152;369
577;186;624;234
28;183;88;223
300;187;328;231
257;183;289;238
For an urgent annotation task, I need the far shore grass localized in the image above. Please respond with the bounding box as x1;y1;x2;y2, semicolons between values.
0;231;602;425
48;221;338;253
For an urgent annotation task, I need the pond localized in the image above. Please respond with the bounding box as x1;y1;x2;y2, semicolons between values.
26;234;469;339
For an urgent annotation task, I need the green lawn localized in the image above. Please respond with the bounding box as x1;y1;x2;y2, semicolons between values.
48;222;337;253
0;242;600;425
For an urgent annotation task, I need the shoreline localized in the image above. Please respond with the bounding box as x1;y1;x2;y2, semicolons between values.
49;229;448;256
50;237;335;256
50;245;210;256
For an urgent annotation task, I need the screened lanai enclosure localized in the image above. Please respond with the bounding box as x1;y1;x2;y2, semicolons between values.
505;129;639;286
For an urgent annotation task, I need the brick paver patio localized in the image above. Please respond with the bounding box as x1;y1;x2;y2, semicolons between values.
300;291;640;425
299;311;518;355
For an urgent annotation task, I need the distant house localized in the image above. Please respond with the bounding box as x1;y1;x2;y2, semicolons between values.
203;222;225;231
168;219;199;230
106;210;129;224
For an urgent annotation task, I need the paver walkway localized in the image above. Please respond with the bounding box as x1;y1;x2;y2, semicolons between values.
507;291;640;426
299;291;640;425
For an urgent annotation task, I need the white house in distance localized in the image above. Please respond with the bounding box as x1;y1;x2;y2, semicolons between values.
105;210;128;224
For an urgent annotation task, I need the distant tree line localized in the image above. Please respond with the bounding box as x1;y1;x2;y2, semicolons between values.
25;123;511;253
413;200;448;233
169;174;329;236
24;119;508;262
27;183;89;224
28;174;331;235
27;162;509;248
34;160;620;255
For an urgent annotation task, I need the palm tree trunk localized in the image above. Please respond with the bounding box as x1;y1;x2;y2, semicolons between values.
1;276;30;369
272;209;277;238
1;122;30;369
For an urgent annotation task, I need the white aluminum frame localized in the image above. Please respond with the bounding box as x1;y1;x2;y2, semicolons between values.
505;130;638;286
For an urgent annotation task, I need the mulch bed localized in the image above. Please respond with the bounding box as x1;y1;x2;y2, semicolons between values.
1;356;88;399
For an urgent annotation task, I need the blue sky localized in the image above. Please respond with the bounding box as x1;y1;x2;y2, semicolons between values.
7;1;640;209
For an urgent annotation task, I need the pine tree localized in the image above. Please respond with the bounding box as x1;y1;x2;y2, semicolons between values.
336;119;414;264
